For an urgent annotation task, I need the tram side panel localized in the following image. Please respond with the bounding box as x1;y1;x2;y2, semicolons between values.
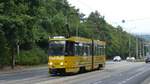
93;42;106;69
75;43;92;71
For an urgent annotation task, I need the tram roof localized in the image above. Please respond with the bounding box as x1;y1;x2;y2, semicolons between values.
49;36;106;45
49;36;91;43
49;38;67;41
68;36;91;43
94;40;106;45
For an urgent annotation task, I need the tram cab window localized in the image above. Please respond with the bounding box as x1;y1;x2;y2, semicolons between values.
65;41;75;56
49;41;65;56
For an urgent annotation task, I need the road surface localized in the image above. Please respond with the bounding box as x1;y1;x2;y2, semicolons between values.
0;61;150;84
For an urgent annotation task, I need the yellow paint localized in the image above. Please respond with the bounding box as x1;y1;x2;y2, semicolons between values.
48;36;106;73
48;55;106;73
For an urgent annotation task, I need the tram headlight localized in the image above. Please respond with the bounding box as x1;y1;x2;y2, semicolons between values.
48;62;53;65
60;62;64;66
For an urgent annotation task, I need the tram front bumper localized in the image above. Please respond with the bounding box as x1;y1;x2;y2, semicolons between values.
49;68;66;74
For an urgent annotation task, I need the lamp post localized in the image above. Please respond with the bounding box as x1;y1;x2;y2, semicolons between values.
136;35;139;59
122;20;131;57
121;20;138;58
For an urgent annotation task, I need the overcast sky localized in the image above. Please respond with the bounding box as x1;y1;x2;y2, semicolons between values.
68;0;150;34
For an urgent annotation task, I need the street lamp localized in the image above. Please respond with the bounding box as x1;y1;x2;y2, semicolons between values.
121;20;138;58
121;20;131;57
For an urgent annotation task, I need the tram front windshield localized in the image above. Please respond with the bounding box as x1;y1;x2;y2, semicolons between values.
49;41;65;56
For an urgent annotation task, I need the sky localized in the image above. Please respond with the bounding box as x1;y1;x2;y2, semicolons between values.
68;0;150;34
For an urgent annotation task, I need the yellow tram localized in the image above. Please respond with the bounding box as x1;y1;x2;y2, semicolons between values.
48;36;106;74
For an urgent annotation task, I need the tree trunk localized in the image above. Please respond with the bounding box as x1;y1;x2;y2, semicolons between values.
11;47;15;69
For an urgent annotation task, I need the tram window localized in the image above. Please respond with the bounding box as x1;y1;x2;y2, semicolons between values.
75;43;91;56
102;45;105;55
94;45;96;56
79;46;83;56
89;44;92;56
75;43;83;56
97;46;101;56
98;45;102;56
101;46;104;55
75;43;82;56
83;46;87;56
49;41;65;56
87;45;91;56
95;45;102;56
81;44;85;56
65;41;75;56
82;44;91;56
97;46;100;56
100;46;102;55
99;45;104;55
75;44;78;56
103;45;106;55
94;45;97;56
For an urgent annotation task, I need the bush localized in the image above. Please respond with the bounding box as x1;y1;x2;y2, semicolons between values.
16;47;48;65
0;30;10;68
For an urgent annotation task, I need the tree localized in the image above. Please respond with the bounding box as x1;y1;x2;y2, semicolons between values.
86;11;107;40
0;0;140;66
0;30;9;69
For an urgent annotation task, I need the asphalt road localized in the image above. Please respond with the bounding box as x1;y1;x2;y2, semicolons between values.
0;61;150;84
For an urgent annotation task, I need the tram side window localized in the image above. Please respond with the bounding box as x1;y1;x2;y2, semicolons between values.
94;45;97;56
75;43;91;56
83;44;92;56
75;43;80;56
104;45;106;55
75;43;83;56
95;45;102;56
99;45;105;56
93;43;105;56
99;45;102;56
96;45;99;56
90;44;92;56
75;44;78;56
88;44;91;56
102;45;105;55
65;41;75;56
79;44;84;56
83;45;86;56
97;45;100;56
101;45;103;55
97;45;101;56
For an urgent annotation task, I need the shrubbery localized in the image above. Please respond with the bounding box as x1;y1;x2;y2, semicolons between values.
16;47;48;65
0;30;10;68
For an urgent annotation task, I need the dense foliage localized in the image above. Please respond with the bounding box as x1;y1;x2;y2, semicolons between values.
0;0;142;67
